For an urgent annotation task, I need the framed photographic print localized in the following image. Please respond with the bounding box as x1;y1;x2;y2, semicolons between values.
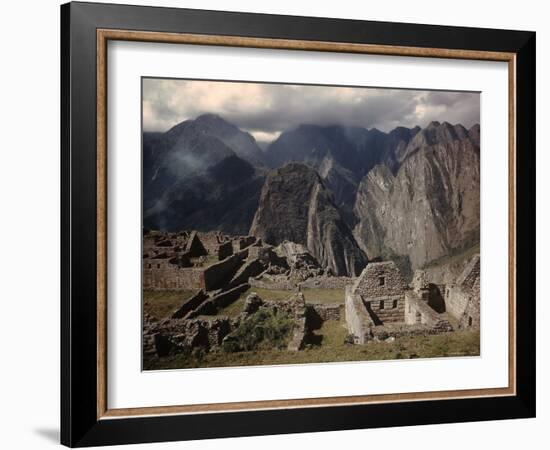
61;1;536;447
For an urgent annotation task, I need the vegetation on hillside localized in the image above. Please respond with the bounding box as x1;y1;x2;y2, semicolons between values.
222;309;295;353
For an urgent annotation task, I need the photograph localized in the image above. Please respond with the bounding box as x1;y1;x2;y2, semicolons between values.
141;78;481;370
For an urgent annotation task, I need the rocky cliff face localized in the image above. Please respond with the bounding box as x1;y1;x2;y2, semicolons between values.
250;163;367;276
353;121;480;270
263;124;421;224
143;114;480;275
264;125;365;222
143;114;265;234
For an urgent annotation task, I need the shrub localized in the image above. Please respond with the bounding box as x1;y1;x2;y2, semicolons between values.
222;309;295;353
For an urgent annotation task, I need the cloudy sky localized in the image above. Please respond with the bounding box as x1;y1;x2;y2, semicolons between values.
143;78;479;143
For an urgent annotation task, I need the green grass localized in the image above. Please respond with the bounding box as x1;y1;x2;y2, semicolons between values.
312;318;349;347
302;288;344;305
251;287;296;302
143;316;480;370
143;289;196;320
214;296;246;318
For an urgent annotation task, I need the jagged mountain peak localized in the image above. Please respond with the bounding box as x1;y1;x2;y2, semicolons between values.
144;113;479;274
427;120;441;129
354;127;480;271
389;126;416;137
194;113;242;134
195;112;225;123
250;162;367;276
277;161;323;178
159;114;265;167
407;120;472;151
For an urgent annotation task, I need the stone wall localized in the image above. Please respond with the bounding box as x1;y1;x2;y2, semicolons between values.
370;323;447;340
143;315;234;355
171;290;208;319
455;254;480;292
143;231;191;256
353;261;407;298
308;303;342;321
443;254;480;329
143;244;254;291
202;251;246;291
184;231;208;257
247;245;281;266
196;231;230;255
233;236;257;252
217;241;234;260
143;264;205;290
212;283;250;309
459;294;480;330
445;285;470;319
345;285;374;344
229;258;265;288
405;291;453;331
249;274;296;290
186;283;250;318
364;295;405;324
299;276;353;290
202;317;234;347
287;293;308;351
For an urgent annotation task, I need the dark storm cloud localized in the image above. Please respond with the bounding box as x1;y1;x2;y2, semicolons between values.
143;78;479;142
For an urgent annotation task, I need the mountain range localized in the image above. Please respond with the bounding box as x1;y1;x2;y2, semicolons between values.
143;113;480;276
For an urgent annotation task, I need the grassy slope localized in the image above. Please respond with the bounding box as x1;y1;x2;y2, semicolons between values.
143;289;196;320
302;288;344;304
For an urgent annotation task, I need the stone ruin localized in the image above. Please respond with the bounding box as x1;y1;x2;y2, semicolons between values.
143;289;345;357
247;241;328;290
143;228;480;360
444;255;481;330
143;229;349;359
345;255;480;344
143;230;273;291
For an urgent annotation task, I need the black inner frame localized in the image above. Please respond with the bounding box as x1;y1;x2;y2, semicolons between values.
61;2;536;447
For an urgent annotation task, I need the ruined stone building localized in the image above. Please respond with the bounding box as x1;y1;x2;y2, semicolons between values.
143;230;268;291
142;226;480;359
444;255;481;330
350;262;407;325
345;255;480;344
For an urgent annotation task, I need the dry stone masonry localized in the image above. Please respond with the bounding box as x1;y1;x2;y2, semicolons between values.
345;255;479;343
143;228;480;360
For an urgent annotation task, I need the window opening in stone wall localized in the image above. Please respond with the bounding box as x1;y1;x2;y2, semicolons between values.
379;276;385;286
